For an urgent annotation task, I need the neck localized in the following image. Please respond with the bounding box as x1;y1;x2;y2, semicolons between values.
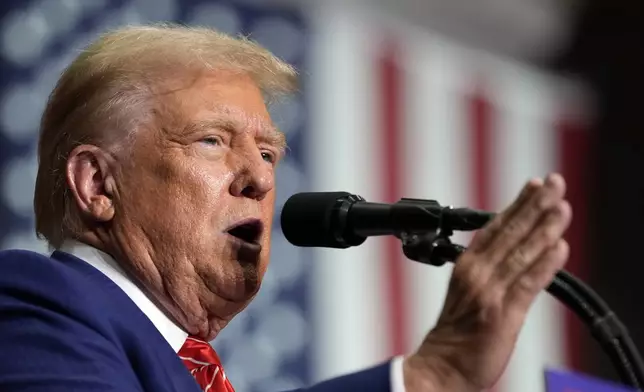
74;231;228;341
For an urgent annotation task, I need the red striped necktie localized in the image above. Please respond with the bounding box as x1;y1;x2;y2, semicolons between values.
178;336;235;392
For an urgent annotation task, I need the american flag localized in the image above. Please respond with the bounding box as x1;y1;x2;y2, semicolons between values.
0;1;591;392
0;1;311;391
304;4;592;392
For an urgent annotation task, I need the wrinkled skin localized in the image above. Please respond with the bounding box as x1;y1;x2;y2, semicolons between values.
65;69;572;391
66;71;282;339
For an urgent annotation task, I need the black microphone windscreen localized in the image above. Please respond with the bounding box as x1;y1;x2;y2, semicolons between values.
280;192;353;248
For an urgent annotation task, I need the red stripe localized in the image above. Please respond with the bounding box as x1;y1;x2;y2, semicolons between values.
468;83;502;389
379;39;407;356
558;114;590;372
469;85;493;211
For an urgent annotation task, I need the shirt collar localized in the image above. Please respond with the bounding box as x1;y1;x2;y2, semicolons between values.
58;240;188;352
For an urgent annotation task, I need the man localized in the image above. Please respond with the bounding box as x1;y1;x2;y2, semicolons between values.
0;24;571;392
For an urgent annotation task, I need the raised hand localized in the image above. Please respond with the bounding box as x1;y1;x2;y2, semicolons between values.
403;173;572;392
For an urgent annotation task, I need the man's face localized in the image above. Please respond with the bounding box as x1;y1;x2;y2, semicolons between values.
111;71;283;336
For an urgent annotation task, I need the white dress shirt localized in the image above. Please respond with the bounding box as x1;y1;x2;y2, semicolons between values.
59;240;406;391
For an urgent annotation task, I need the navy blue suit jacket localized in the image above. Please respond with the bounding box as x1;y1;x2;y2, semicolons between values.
0;249;392;391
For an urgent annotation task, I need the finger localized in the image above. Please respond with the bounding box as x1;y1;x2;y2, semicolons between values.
468;177;543;253
491;200;572;285
481;173;566;264
505;239;570;311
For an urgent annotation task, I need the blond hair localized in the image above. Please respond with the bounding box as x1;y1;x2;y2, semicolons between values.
34;23;298;248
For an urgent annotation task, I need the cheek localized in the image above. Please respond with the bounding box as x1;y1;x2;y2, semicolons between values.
191;172;230;210
258;190;276;275
116;164;171;222
160;153;231;206
118;154;233;231
262;189;276;230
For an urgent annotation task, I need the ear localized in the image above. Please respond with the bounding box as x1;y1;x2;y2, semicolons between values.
66;145;116;223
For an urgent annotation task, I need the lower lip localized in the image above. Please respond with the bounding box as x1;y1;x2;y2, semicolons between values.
226;234;262;254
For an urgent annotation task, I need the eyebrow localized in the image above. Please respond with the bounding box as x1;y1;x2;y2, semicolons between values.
187;117;287;153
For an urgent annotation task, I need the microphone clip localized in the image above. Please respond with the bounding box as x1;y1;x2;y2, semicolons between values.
399;226;466;267
392;199;468;266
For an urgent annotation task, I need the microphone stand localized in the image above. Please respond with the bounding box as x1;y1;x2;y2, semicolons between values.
398;228;644;390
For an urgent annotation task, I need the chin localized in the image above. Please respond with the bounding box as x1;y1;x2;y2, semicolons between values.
209;260;262;304
205;284;259;332
241;261;262;295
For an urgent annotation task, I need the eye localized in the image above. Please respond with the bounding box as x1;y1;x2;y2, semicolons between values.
201;136;223;146
261;151;276;164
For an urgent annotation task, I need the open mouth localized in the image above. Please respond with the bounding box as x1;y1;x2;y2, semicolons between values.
226;219;263;245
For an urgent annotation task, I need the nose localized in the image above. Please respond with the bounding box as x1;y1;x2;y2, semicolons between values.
229;150;274;201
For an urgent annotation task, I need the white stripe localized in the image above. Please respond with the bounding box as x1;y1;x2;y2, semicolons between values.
186;337;208;344
401;32;474;351
308;2;389;382
204;367;220;392
180;356;212;367
489;59;566;392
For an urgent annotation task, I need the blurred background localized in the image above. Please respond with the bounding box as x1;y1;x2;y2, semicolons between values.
0;0;642;391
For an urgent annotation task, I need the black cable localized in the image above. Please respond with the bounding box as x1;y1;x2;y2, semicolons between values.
552;271;644;389
548;273;643;389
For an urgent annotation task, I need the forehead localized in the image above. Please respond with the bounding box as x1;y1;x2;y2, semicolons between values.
199;105;274;132
169;72;269;116
160;73;285;148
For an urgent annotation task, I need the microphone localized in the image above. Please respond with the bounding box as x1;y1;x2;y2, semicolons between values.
280;192;494;249
280;192;644;390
